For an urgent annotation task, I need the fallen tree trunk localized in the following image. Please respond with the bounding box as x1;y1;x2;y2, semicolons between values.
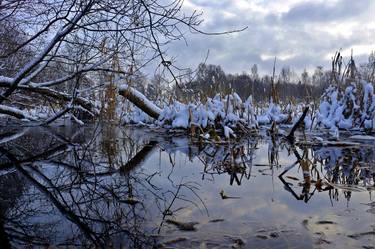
118;84;162;120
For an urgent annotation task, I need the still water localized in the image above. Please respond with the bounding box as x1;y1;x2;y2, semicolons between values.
0;124;374;248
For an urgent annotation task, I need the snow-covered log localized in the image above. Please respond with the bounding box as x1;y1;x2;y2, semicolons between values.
118;84;162;119
0;81;98;115
0;105;36;121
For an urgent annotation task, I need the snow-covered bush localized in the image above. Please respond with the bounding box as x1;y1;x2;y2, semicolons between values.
317;80;375;130
257;101;289;125
157;93;258;129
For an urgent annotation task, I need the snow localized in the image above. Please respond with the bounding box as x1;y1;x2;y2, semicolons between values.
202;133;210;139
329;126;339;140
5;71;375;139
122;87;316;139
171;105;190;128
257;101;288;125
223;125;235;138
257;115;270;125
122;79;375;138
124;91;265;138
122;91;264;138
0;76;13;84
123;105;153;124
349;135;375;140
314;136;324;142
70;114;84;125
304;115;312;130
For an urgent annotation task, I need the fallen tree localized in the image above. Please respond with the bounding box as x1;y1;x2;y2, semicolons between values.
118;84;161;120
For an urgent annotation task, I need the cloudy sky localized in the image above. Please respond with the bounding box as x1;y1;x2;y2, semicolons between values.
167;0;375;75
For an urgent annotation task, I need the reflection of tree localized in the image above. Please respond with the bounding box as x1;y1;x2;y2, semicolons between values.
131;131;375;205
100;124;119;168
195;138;258;186
3;143;155;247
314;146;375;203
279;145;332;203
279;140;374;204
268;128;280;167
0;171;24;249
0;126;208;248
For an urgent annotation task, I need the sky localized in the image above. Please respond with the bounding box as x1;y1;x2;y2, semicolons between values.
167;0;375;76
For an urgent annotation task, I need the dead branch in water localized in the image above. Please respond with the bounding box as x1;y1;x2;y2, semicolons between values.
286;106;309;141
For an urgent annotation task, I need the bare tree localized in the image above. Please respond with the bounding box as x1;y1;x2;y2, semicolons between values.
360;51;375;83
0;0;218;122
280;66;291;84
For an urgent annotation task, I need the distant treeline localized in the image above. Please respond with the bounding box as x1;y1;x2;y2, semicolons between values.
176;63;329;103
173;54;375;103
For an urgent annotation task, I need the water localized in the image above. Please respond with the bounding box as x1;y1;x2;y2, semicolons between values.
0;124;374;248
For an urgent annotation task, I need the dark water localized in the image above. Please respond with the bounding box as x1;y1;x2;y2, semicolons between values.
0;124;374;248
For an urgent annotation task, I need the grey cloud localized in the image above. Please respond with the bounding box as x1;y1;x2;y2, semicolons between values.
282;0;371;23
190;0;232;8
163;0;375;76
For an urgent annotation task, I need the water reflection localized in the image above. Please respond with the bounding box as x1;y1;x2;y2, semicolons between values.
0;125;374;248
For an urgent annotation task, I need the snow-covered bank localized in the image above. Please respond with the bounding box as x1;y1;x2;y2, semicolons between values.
123;92;260;138
121;79;375;139
121;85;301;138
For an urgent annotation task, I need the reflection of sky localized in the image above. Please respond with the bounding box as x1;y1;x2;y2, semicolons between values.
142;139;375;248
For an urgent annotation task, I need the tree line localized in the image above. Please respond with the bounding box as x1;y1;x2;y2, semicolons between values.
173;54;375;103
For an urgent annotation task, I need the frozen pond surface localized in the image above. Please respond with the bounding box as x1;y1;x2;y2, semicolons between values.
0;123;374;248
